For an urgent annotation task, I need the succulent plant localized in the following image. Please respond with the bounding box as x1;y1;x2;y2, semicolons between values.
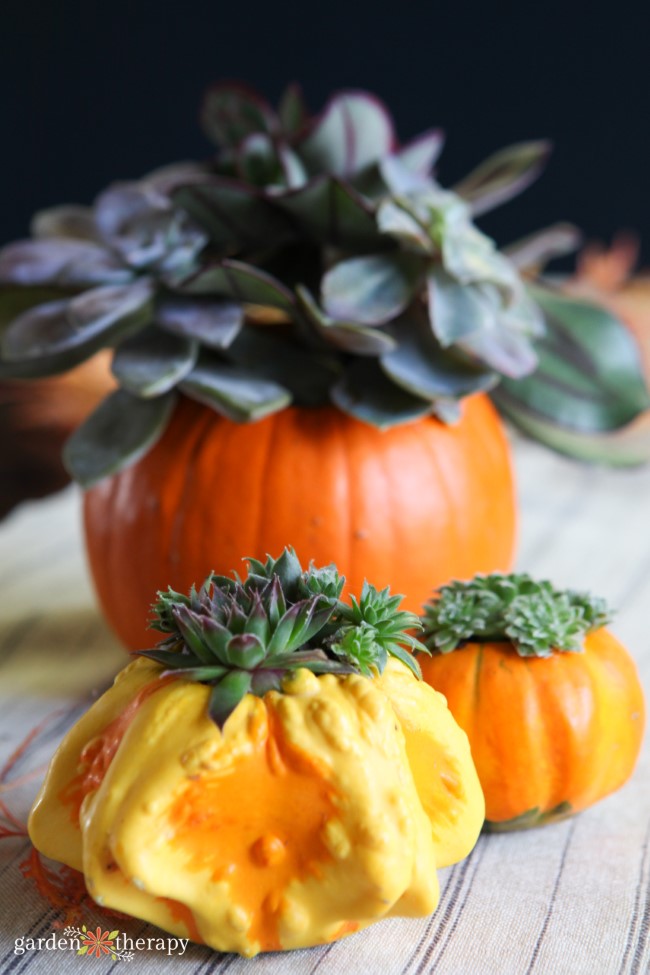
141;547;427;725
1;82;649;483
421;573;612;657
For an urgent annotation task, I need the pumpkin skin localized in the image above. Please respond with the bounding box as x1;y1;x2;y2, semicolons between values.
84;393;516;650
419;628;645;830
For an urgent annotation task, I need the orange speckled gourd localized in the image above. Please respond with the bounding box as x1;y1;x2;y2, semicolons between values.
83;394;516;650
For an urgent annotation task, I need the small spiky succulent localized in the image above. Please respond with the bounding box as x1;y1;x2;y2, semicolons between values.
1;82;648;484
140;547;427;726
421;573;611;657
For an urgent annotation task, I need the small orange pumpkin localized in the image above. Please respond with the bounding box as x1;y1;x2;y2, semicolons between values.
83;393;516;650
419;574;645;830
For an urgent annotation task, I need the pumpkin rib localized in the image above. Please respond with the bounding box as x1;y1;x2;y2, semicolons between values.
168;402;218;586
423;418;461;592
257;412;282;565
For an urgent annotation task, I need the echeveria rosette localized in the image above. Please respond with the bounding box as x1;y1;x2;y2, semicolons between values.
139;547;428;726
1;81;649;484
421;573;613;658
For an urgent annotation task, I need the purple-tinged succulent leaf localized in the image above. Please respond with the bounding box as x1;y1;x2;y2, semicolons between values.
260;650;356;675
161;665;227;682
209;670;253;727
142;161;212;195
273;176;378;246
331;358;434;429
298;90;396;178
376;198;435;254
0;238;131;288
1;281;153;370
278;82;308;136
458;319;539;378
441;222;521;299
427;267;495;345
95;182;208;272
237;132;285;187
30;205;99;242
180;355;292;422
321;253;423;326
225;324;340;406
266;598;334;657
379;157;433;195
492;393;650;467
395;129;445;179
201;81;278;149
504;223;583;272
380;307;497;400
177;259;294;312
156;296;243;349
454;140;551;218
296;285;397;356
112;325;198;397
223;633;267;668
173;178;295;249
276;144;309;189
62;388;176;487
494;285;650;431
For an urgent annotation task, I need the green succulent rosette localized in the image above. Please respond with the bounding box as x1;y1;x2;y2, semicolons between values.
421;573;612;657
1;82;649;484
140;547;428;726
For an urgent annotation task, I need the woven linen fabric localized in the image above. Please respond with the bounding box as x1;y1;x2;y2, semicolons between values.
0;435;649;975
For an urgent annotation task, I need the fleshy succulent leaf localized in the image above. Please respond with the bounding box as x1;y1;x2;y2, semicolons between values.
274;177;379;246
504;223;583;272
155;296;243;349
321;253;424;326
421;573;613;657
380;307;497;400
296;286;397;356
224;323;341;406
454;140;551;217
297;90;396;178
0;281;153;374
180;355;292;422
173;179;294;249
62;389;176;487
0;238;131;288
95;182;207;272
331;358;435;428
177;259;295;312
209;670;253;727
278;82;308;135
30;204;99;242
201;82;277;148
495;284;650;433
394;129;445;179
111;326;198;397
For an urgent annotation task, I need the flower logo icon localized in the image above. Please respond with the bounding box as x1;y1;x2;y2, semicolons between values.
63;925;133;962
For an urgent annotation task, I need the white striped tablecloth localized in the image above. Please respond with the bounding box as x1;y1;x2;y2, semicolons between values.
0;433;648;975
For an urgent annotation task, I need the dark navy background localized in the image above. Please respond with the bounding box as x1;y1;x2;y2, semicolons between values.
3;1;649;262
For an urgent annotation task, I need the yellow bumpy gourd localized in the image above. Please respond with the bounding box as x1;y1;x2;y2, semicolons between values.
30;657;484;956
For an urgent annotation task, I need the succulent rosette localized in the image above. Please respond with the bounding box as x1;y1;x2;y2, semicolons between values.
1;82;648;483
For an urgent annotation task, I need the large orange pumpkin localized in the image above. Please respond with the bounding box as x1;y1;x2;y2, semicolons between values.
420;628;645;830
83;393;516;650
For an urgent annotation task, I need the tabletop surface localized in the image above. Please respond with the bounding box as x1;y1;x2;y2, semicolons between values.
0;434;649;975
